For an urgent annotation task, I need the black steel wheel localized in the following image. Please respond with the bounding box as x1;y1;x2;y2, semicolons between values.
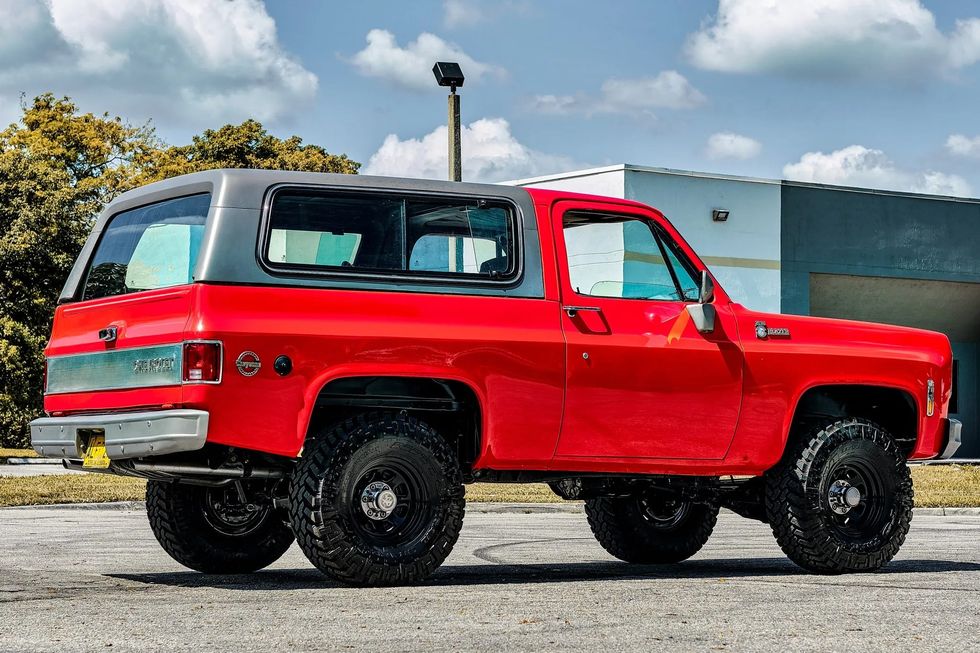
766;418;913;573
585;491;719;564
288;412;465;586
146;479;294;574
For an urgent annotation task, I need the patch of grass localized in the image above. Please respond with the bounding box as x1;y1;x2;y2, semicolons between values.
0;465;976;509
0;474;145;508
466;483;558;503
910;465;980;508
0;448;37;459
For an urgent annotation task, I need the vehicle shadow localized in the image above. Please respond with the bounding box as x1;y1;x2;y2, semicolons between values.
109;557;980;591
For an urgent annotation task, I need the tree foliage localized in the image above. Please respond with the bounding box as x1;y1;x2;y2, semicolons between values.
0;94;359;447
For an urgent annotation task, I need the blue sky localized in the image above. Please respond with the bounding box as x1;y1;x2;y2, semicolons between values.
4;0;980;195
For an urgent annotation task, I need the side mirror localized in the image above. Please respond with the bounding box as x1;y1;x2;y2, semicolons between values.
687;270;716;334
699;270;714;304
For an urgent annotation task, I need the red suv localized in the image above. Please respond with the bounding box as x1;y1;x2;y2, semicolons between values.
31;170;960;586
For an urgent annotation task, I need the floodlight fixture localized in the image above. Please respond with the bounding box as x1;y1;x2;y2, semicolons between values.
432;62;465;93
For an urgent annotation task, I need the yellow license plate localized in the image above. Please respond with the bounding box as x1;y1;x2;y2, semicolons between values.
82;434;110;469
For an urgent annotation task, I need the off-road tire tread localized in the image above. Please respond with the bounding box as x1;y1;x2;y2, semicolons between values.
145;480;294;574
288;411;465;586
765;418;913;574
585;497;719;564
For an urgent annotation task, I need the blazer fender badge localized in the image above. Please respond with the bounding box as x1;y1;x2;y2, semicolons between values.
755;321;791;339
236;351;261;376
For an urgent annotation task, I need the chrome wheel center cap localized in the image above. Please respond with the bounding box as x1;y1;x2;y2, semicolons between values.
828;480;862;515
361;481;398;520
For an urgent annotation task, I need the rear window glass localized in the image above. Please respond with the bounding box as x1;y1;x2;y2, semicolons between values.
266;190;516;280
81;194;210;300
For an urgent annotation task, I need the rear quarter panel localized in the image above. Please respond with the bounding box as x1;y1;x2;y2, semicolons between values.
183;284;566;463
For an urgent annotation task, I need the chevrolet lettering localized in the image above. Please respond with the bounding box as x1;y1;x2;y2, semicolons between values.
30;170;961;587
133;357;176;375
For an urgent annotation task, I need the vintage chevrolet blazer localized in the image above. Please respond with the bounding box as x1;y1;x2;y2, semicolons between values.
31;169;960;586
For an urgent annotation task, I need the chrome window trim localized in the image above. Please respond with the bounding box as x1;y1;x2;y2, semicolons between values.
256;183;526;288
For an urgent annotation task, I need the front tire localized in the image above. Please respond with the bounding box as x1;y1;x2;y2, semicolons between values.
766;418;914;573
288;412;465;586
585;493;719;564
146;480;294;574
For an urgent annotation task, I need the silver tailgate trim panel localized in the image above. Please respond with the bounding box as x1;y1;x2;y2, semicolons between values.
45;344;183;394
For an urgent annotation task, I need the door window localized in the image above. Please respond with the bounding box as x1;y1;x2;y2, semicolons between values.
562;213;699;301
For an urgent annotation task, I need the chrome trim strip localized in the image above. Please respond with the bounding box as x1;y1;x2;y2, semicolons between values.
256;183;527;288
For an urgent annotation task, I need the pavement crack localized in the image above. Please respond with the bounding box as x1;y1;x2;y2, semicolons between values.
472;538;593;565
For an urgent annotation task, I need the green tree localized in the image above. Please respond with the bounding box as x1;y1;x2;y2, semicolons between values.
138;119;359;182
0;95;359;447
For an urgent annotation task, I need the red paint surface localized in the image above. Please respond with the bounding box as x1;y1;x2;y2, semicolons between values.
43;187;954;474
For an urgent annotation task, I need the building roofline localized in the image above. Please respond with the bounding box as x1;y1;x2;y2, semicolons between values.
504;163;980;205
779;177;980;204
500;165;628;186
622;164;781;186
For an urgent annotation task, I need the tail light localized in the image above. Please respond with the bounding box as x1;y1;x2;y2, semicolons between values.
43;359;48;393
182;342;222;383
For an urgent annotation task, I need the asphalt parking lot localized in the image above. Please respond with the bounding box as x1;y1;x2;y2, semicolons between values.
1;504;978;652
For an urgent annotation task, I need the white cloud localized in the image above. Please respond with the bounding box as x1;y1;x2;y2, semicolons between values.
349;29;505;91
363;118;581;183
598;73;706;112
529;71;706;119
946;134;980;158
706;132;761;160
0;0;316;125
527;94;581;115
443;0;485;28
783;145;972;196
442;1;527;29
685;0;980;79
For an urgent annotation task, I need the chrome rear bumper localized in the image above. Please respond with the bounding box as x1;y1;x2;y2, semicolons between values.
30;410;208;460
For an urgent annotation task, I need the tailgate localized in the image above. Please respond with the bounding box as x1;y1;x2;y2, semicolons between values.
43;193;212;414
44;286;197;413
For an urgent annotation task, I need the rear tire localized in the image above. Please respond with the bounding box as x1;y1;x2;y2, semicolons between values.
145;480;294;574
765;418;913;573
288;412;465;586
585;493;719;564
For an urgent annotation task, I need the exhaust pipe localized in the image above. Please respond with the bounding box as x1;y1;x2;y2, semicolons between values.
130;462;285;479
63;459;285;479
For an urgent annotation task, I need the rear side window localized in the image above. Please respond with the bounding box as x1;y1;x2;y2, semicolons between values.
265;190;516;280
81;194;210;301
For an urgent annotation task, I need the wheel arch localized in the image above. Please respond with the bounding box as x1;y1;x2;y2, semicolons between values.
299;370;485;473
784;383;919;459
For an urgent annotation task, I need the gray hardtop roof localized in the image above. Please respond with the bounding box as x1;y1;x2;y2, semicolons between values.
103;169;533;217
61;170;546;303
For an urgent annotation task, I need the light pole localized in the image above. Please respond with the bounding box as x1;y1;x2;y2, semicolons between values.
432;62;465;182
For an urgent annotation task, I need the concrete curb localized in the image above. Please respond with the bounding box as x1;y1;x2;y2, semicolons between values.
4;501;980;515
914;506;980;516
2;501;147;511
4;457;62;465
